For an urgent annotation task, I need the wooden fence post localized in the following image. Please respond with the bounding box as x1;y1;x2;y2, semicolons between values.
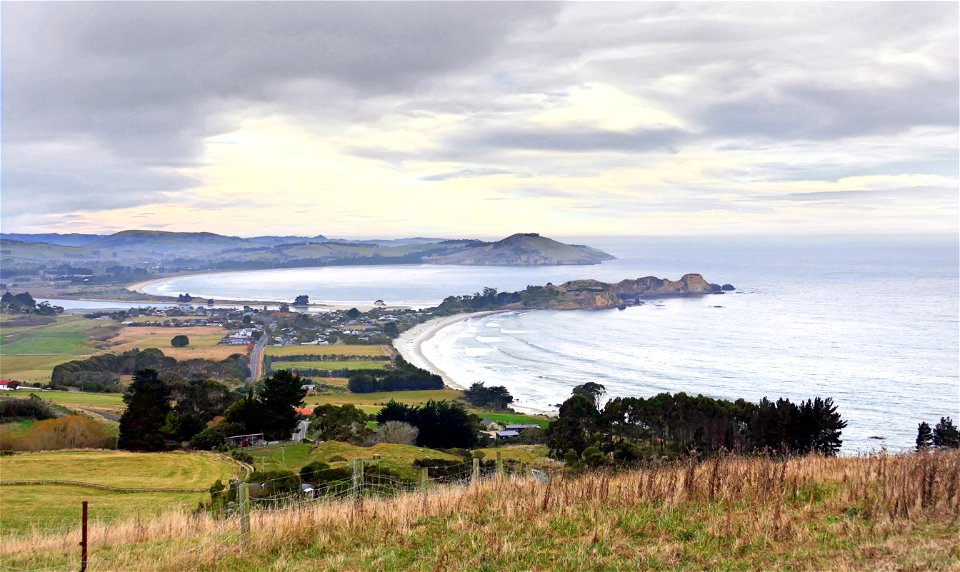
80;501;88;572
352;458;363;506
496;451;503;478
239;482;250;546
472;457;480;485
420;466;429;497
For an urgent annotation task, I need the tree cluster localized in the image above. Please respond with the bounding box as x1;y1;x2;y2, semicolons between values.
546;383;848;465
0;292;63;315
51;348;248;392
347;357;443;393
462;382;514;410
916;417;960;451
118;369;306;451
309;404;371;444
434;287;523;315
376;400;480;449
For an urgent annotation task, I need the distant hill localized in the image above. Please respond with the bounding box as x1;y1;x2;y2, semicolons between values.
0;233;104;247
422;233;615;266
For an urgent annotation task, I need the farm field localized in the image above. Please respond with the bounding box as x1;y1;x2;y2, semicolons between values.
103;325;242;361
0;450;241;535
265;344;390;357
5;388;125;409
271;360;386;371
304;388;464;414
0;315;116;382
473;411;551;428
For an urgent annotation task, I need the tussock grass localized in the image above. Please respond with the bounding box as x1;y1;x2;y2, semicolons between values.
3;450;958;570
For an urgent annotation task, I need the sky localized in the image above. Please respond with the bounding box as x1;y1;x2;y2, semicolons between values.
1;2;957;239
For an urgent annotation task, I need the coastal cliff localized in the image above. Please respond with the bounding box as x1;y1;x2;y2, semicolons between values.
434;274;728;314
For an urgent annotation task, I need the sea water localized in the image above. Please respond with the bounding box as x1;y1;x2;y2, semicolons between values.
141;235;958;452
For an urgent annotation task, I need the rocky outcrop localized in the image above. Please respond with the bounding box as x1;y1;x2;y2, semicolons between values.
612;274;722;299
520;274;723;310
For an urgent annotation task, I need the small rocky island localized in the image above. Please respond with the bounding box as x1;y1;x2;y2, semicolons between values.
435;274;732;313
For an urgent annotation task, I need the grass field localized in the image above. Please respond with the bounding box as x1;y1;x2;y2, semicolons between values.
473;411;551;427
5;389;125;408
272;360;386;371
0;450;241;535
0;316;115;382
104;325;242;361
265;344;390;357
4;451;958;570
304;389;464;414
246;441;460;477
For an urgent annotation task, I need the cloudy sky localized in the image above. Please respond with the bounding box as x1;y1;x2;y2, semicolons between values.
2;2;957;239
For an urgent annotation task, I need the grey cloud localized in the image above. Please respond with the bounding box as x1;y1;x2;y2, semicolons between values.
462;127;687;153
420;167;524;181
1;2;560;215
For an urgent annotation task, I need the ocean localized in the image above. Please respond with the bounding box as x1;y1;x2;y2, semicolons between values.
142;235;958;452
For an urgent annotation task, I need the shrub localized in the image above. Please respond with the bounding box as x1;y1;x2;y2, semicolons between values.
171;335;190;347
0;395;56;421
374;421;418;445
247;470;300;498
0;416;115;451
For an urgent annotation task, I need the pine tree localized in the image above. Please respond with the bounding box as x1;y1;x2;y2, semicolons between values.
117;369;173;451
933;417;960;449
916;421;934;450
258;370;307;440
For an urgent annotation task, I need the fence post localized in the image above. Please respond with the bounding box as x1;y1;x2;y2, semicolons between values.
352;458;363;506
239;481;250;546
472;457;480;485
496;451;503;478
80;501;88;572
420;466;429;497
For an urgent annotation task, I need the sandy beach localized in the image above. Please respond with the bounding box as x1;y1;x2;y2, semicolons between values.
392;311;502;391
392;311;553;416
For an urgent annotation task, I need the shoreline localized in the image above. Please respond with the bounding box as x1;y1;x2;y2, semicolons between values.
392;310;554;416
126;273;410;311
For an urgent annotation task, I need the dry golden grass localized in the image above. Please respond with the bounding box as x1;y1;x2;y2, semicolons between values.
103;326;243;361
3;450;958;571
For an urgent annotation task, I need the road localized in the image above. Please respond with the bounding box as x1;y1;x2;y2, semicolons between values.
247;333;268;383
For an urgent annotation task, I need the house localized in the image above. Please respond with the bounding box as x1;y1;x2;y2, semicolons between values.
495;430;520;440
480;419;504;431
504;424;541;432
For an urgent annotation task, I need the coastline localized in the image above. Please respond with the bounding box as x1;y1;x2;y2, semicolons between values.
126;273;402;311
392;310;553;416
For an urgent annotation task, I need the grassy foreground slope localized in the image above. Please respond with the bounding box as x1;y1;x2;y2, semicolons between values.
0;451;241;534
4;451;958;571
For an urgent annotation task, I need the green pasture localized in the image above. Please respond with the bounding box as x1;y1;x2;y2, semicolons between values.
0;450;240;535
272;360;386;371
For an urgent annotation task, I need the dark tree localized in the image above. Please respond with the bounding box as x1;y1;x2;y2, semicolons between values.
572;382;606;410
171;379;237;441
375;399;479;449
223;390;262;434
293;295;309;306
463;382;514;410
546;391;603;458
801;397;847;456
278;303;290;312
346;307;361;319
309;404;370;444
383;322;399;338
118;369;173;451
916;422;934;451
170;335;190;348
257;370;307;440
933;417;960;449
